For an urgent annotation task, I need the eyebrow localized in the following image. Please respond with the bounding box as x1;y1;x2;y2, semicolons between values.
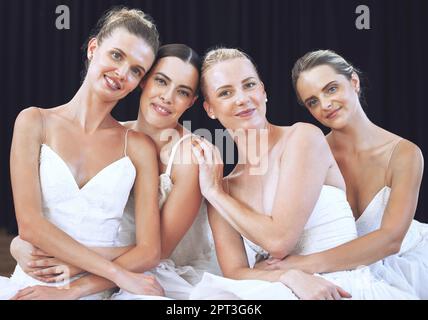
303;81;337;104
215;77;257;93
156;72;194;93
113;47;146;73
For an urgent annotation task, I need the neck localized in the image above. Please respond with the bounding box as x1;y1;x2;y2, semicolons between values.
67;79;117;132
135;110;183;152
330;104;379;151
230;121;274;172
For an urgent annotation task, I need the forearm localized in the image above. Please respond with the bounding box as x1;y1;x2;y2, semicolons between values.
228;266;286;283
68;245;159;298
206;189;288;256
304;230;398;273
19;217;121;282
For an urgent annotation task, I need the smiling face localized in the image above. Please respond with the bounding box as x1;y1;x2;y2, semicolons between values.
203;57;267;131
86;27;155;103
139;56;199;129
296;65;361;130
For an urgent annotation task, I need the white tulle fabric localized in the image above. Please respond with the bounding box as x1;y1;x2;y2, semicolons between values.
356;186;428;299
189;186;417;300
111;135;220;300
0;144;136;300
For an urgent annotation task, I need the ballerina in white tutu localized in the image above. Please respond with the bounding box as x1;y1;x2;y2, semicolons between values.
259;50;427;298
0;7;164;300
9;44;220;300
189;48;417;299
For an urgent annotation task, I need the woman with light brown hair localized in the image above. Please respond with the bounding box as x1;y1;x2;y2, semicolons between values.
0;7;163;300
261;50;427;298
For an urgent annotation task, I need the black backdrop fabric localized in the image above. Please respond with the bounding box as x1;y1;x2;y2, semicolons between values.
1;0;427;233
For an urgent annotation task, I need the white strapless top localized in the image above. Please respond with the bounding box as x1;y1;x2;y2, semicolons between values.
356;186;425;254
244;185;358;263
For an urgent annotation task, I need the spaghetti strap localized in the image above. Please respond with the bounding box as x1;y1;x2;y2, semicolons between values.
124;129;131;157
384;138;403;185
165;134;193;176
36;108;46;144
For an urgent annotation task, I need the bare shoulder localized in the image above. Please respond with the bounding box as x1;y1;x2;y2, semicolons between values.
13;107;46;138
285;122;327;152
126;130;157;161
392;139;424;168
288;122;325;141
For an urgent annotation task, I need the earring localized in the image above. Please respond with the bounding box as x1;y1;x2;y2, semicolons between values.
210;115;216;120
265;97;268;103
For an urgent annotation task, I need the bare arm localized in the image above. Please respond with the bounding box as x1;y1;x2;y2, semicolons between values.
160;139;202;259
208;198;350;300
194;124;333;258
11;108;128;283
266;140;424;273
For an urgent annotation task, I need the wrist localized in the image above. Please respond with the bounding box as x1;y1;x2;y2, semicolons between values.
67;283;86;299
204;185;225;201
279;269;302;288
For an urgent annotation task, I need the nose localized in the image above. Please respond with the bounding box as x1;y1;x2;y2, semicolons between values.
319;95;332;110
160;85;174;104
114;63;130;81
235;90;249;106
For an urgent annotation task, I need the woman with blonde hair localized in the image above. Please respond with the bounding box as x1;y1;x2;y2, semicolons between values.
189;47;416;299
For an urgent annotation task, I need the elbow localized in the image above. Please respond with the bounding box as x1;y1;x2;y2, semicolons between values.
387;239;402;256
264;238;293;260
133;245;161;272
18;220;37;244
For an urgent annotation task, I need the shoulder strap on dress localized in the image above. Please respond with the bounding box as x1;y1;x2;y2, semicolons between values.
124;129;131;157
384;138;403;185
165;134;193;176
36;108;46;144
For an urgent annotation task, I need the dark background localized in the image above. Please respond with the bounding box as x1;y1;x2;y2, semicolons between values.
1;0;427;234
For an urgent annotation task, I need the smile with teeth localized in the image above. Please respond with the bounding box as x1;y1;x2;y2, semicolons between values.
104;75;121;91
152;103;172;116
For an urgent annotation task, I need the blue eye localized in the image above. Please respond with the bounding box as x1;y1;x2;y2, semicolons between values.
307;99;318;108
328;86;337;93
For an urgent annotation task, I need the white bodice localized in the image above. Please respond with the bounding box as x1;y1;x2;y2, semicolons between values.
356;186;426;254
7;143;135;296
244;185;358;263
40;144;136;247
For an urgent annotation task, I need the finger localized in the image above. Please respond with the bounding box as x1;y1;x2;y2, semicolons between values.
17;291;39;300
337;286;352;299
31;248;52;257
212;145;224;165
191;145;204;165
266;258;281;265
11;286;35;300
197;139;214;164
32;265;65;277
28;258;57;268
331;289;342;300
